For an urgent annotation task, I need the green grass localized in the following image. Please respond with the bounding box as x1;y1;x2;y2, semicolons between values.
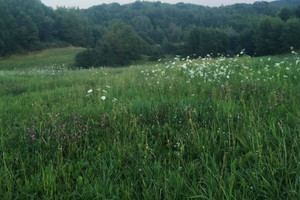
0;49;300;199
0;47;85;71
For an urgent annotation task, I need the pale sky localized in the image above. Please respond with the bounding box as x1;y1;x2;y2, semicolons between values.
40;0;275;9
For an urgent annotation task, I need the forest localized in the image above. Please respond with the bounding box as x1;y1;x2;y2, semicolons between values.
1;0;300;66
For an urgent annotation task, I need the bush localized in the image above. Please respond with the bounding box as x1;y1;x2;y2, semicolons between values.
75;49;98;68
75;22;143;68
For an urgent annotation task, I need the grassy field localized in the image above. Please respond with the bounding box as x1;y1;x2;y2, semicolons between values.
0;48;300;199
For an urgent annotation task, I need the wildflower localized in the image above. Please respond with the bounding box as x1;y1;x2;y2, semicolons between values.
112;98;118;103
98;114;107;127
31;134;37;141
87;89;93;94
188;69;195;75
101;96;106;101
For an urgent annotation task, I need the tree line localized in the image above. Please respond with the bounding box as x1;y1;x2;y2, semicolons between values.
1;0;300;67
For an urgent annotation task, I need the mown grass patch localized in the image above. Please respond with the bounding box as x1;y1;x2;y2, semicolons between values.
0;47;85;71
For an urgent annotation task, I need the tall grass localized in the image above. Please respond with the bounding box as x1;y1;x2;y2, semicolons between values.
0;49;300;199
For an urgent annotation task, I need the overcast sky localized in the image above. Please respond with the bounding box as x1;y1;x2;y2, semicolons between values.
40;0;274;9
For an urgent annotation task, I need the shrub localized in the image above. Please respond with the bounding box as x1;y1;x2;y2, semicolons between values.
75;49;99;68
75;21;143;68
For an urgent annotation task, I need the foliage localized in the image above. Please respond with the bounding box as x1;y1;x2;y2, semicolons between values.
55;8;91;47
254;16;300;56
255;17;285;56
75;22;143;68
296;6;300;18
271;0;300;8
281;18;300;51
75;48;99;68
1;0;300;58
185;27;229;57
278;7;294;21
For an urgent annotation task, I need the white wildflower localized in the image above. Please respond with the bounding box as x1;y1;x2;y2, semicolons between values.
188;69;195;75
87;89;93;94
112;98;118;103
101;96;106;101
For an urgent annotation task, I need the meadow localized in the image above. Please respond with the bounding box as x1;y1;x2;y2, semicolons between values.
0;47;299;199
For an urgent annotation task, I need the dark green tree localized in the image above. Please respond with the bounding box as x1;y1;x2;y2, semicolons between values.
56;8;89;46
185;27;229;57
254;17;284;56
295;6;300;18
131;16;154;34
238;29;255;56
149;26;165;44
75;49;99;68
185;27;201;57
90;25;106;47
281;18;300;51
278;7;294;21
15;12;39;50
40;16;55;42
101;21;143;64
76;21;143;67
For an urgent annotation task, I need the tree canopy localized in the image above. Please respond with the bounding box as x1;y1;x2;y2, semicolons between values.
1;0;300;67
76;22;143;67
